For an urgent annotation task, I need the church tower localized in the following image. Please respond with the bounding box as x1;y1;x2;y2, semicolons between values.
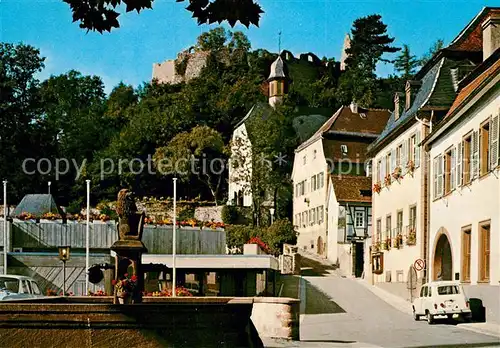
340;33;351;71
267;55;288;108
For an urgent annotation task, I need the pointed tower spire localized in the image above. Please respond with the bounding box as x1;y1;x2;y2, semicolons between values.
267;54;288;108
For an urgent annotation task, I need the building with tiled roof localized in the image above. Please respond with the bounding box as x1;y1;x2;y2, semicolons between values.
291;103;390;269
228;53;334;209
366;7;500;297
421;11;499;320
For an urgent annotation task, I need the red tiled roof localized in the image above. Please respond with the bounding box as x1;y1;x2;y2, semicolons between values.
449;9;500;52
331;106;390;134
330;175;372;203
323;139;372;162
445;55;500;120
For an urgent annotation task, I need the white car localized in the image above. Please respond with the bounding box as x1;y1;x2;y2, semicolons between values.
412;281;472;324
0;275;44;301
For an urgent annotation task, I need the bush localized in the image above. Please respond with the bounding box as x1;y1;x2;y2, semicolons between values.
221;205;238;224
66;199;82;215
225;224;259;253
178;206;195;221
261;218;297;256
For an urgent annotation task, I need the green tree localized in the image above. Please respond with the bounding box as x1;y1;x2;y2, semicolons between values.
261;218;297;256
63;0;264;33
337;14;400;106
153;126;228;205
0;43;45;201
196;27;228;51
394;44;419;79
420;39;444;66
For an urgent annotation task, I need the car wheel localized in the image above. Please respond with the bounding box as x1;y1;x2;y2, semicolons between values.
413;309;419;321
426;312;434;325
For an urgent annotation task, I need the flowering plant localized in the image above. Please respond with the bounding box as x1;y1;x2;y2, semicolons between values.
42;212;62;220
144;287;193;297
89;289;108;296
113;274;138;297
247;236;271;254
392;166;402;180
384;174;392;187
407;228;416;245
406;160;415;174
18;212;36;221
372;182;382;194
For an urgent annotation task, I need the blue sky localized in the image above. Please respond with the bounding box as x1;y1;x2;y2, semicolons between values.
1;1;497;94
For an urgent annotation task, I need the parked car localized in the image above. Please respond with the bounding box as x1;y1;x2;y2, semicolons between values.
0;275;44;301
412;281;472;324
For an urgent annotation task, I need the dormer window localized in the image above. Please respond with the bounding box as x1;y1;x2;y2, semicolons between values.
341;145;348;156
394;92;404;120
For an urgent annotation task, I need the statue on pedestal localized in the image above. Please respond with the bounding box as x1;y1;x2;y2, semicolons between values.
111;189;147;304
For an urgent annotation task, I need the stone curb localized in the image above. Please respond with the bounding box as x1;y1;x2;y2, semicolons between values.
262;337;383;347
355;279;413;315
457;323;500;339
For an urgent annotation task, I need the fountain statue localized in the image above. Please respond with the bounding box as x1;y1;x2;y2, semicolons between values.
110;189;147;304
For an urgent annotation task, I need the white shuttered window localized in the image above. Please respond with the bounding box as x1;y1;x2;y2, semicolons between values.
490;115;499;170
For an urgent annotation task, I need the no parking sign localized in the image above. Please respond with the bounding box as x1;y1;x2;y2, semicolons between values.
414;258;425;271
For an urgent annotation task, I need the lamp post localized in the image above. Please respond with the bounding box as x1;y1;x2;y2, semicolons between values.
85;180;90;295
48;181;51;195
172;178;177;297
58;246;71;296
270;208;275;225
2;180;7;275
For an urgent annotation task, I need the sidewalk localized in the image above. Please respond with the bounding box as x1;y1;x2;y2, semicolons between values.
357;278;500;339
262;337;382;348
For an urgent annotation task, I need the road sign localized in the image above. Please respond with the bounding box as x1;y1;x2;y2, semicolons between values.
414;258;425;271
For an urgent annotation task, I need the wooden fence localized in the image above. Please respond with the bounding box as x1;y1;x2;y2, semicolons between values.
7;221;226;255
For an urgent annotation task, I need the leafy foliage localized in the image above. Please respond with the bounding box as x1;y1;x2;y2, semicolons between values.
221;205;238;224
63;0;263;33
394;45;419;79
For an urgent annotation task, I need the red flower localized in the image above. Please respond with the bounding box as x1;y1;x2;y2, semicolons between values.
124;273;128;277
131;275;137;282
112;279;117;286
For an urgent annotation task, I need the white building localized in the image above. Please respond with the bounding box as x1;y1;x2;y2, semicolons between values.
423;10;500;322
292;104;389;261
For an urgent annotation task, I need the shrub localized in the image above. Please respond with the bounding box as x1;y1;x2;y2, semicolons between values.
178;206;195;221
221;205;238;224
225;225;259;253
66;200;82;215
261;218;298;256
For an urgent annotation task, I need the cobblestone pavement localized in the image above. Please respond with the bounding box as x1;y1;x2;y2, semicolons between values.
297;256;500;348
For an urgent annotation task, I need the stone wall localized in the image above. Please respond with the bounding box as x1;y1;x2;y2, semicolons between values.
194;206;223;222
152;51;210;85
0;297;263;347
251;297;300;341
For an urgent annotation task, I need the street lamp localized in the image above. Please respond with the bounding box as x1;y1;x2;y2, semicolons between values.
270;208;275;225
58;246;71;296
48;181;51;195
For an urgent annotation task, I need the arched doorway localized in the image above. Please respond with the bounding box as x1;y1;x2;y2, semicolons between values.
433;232;453;280
317;236;324;255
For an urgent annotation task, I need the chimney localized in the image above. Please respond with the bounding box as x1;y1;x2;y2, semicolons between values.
482;13;500;61
394;92;404;120
350;101;358;114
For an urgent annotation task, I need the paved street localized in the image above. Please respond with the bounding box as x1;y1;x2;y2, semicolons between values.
295;256;500;348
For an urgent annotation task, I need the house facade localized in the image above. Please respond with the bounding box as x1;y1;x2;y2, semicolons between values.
326;175;372;277
292;104;390;258
423;13;500;322
366;7;498;292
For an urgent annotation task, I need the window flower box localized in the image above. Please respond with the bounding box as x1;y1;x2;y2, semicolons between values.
384;174;392;187
392;166;403;181
406;160;415;175
372;182;382;194
406;227;416;245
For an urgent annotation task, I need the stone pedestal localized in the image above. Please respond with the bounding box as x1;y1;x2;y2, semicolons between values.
110;240;147;304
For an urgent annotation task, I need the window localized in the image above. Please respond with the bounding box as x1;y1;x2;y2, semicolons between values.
420;286;427;297
480;121;490;176
319;172;324;188
355;211;365;228
377;159;382;183
386;152;391;178
310;209;315;226
428;287;432;297
31;281;41;295
408;135;416;163
444;147;456;194
276;81;282;95
409;206;417;228
318;206;324;224
396;211;403;236
341;145;348;156
461;227;471;282
372;253;383;275
302;212;306;227
463;134;472;184
311;175;316;191
303;156;306;165
437;285;460;295
396;144;402;167
479;222;490;282
376;219;382;243
433;155;444;198
313;150;317;159
385;215;391;240
270;83;274;96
